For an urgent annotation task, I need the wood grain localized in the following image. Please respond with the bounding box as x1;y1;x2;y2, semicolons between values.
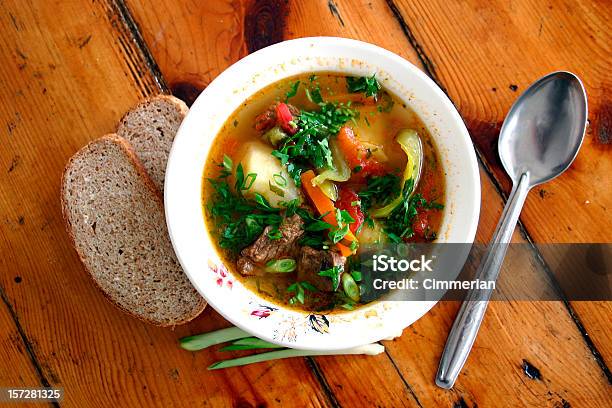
123;0;612;405
1;0;610;406
125;0;425;105
389;0;612;240
378;167;612;407
388;0;612;368
307;167;612;408
0;290;44;391
124;0;249;104
0;0;331;406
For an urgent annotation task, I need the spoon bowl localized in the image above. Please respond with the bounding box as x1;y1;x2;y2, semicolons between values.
499;71;588;186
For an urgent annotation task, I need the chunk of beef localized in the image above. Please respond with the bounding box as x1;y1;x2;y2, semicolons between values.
297;247;346;292
254;106;276;132
237;215;304;275
237;257;258;276
254;102;300;132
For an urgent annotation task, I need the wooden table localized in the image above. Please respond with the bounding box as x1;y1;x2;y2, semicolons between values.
1;1;610;406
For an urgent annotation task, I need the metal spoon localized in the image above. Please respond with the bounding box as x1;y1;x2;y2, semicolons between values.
435;71;588;389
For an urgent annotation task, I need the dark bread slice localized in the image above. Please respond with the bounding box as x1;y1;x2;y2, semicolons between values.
61;135;205;326
116;95;188;192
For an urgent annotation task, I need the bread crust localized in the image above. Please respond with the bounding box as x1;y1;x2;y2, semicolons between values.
60;134;206;327
117;94;189;128
116;94;189;192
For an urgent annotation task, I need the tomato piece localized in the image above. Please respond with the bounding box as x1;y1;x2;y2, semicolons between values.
336;126;386;179
275;103;297;135
336;188;364;234
336;126;364;169
360;158;386;177
412;209;429;238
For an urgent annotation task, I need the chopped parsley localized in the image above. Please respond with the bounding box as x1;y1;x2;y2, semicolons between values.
287;281;319;304
318;265;343;291
285;80;300;102
234;163;257;191
357;173;442;241
266;228;282;240
272;101;358;186
327;209;354;244
207;158;284;254
296;208;332;249
358;173;401;217
346;74;381;98
305;86;323;104
383;179;443;241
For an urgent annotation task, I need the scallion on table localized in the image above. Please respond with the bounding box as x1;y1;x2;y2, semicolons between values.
179;327;385;370
208;344;385;370
179;326;250;351
219;337;285;351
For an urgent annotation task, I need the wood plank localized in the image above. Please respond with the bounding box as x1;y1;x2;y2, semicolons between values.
0;0;331;406
389;0;612;369
286;0;423;65
124;0;248;104
125;1;428;405
285;2;612;405
125;0;424;105
0;290;43;391
385;302;612;408
379;167;612;407
388;0;612;239
123;0;612;405
310;168;612;408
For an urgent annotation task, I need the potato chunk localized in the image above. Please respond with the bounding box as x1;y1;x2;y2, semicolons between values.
233;141;301;207
358;220;388;245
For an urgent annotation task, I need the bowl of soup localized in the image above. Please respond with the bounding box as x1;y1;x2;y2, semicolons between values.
165;37;480;350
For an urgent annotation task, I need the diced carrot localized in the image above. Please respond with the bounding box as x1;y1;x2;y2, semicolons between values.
336;243;353;257
301;170;337;221
300;170;357;252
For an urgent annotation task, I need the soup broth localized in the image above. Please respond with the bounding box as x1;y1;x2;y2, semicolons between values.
203;73;445;312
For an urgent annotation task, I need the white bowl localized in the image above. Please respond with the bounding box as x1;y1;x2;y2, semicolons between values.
165;37;480;350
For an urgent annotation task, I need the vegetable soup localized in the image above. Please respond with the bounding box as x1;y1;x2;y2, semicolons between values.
202;73;445;312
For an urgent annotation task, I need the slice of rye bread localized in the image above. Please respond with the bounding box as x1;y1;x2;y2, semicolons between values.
116;95;188;192
61;135;205;326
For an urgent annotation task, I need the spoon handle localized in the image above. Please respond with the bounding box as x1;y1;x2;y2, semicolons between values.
435;172;531;389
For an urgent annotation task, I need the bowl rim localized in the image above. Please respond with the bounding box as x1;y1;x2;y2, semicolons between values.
165;36;481;350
